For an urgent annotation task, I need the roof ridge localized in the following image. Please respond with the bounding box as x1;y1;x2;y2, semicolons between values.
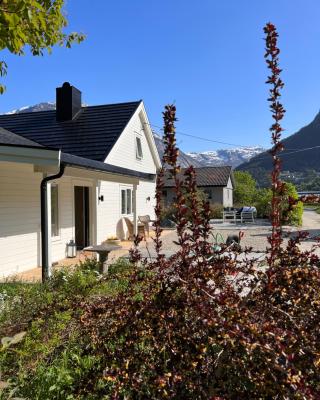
0;100;143;117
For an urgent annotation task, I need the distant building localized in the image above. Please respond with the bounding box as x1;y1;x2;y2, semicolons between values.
163;166;234;208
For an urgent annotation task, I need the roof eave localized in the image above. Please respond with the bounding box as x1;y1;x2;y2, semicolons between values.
0;143;60;167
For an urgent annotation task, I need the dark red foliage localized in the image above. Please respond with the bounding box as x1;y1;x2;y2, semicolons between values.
77;23;320;399
264;22;286;267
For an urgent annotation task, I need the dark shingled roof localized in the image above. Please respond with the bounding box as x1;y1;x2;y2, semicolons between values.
163;166;233;187
0;126;155;181
0;101;141;162
0;126;42;147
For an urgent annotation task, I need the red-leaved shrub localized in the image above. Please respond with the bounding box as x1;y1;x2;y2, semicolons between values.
78;24;320;399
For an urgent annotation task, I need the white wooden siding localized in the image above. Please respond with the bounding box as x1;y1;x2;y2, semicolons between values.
136;179;156;220
0;162;41;276
96;178;156;242
105;107;157;174
96;181;123;242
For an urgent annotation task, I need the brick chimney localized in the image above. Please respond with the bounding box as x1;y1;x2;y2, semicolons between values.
56;82;82;121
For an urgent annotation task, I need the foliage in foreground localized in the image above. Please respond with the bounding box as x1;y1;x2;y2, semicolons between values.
0;0;85;93
0;258;132;399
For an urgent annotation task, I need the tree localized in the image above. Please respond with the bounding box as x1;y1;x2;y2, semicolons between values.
0;0;85;93
233;170;257;205
280;182;303;226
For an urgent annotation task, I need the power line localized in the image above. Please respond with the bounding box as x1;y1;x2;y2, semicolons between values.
147;123;261;149
147;122;302;151
252;145;320;162
146;122;320;160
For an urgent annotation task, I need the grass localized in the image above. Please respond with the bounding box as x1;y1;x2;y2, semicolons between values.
0;257;133;399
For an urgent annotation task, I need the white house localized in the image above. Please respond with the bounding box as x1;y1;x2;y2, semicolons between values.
0;82;161;278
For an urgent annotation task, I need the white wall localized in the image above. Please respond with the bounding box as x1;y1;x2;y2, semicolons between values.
96;180;123;242
0;162;42;276
223;177;233;207
0;162;87;277
105;106;158;174
96;178;156;242
136;179;156;220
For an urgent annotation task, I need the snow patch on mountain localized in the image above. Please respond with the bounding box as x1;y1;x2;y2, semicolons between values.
187;147;265;168
4;102;56;114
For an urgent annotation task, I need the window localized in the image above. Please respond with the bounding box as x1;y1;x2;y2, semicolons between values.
136;136;143;159
204;188;212;200
51;185;59;237
121;188;133;215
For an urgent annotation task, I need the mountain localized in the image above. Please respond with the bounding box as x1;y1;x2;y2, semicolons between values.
5;102;56;114
2;102;203;168
237;111;320;185
152;132;203;167
187;147;265;168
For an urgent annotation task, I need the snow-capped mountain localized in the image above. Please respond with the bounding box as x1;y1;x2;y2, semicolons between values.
5;102;56;114
153;132;203;167
187;147;265;168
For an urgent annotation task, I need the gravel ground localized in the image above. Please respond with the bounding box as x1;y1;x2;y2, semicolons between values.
137;209;320;256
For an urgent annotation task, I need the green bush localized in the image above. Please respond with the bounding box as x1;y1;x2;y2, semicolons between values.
280;182;303;226
209;202;223;219
253;188;272;218
0;259;133;400
233;170;257;205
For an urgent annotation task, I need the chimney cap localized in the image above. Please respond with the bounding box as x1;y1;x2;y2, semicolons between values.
62;81;71;88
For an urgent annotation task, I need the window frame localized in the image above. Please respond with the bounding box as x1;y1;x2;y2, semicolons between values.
135;135;143;160
121;187;133;216
204;188;212;200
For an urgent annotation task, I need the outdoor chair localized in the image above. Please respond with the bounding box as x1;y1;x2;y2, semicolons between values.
123;217;146;240
235;206;257;223
138;215;155;237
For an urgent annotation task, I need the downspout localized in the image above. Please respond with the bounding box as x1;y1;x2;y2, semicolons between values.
40;163;65;282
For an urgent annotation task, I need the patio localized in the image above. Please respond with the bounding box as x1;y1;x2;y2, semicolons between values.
5;209;320;282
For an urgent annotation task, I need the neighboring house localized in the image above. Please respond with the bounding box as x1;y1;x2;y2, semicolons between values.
163;166;234;208
0;82;161;278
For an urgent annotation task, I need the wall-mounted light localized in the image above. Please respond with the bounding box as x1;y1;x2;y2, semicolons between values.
99;195;104;202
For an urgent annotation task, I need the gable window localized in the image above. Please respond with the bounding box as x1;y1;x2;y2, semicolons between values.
136;136;143;160
121;188;133;215
51;184;59;237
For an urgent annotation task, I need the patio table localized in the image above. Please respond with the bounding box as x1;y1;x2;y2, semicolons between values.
84;244;121;274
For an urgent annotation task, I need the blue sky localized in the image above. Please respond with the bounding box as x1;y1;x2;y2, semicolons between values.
1;0;320;152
